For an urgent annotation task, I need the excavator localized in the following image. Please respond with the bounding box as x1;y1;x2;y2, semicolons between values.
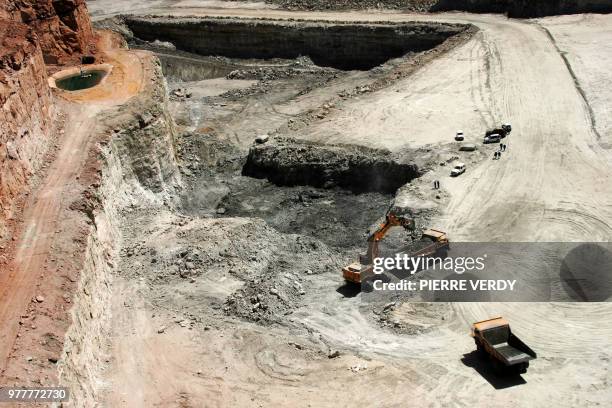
342;208;449;287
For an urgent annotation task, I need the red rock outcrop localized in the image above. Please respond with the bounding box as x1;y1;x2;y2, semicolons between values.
0;20;54;240
0;0;95;240
0;0;95;65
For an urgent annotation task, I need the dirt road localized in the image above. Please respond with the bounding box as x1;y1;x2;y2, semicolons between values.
0;103;98;372
0;32;147;378
87;3;612;406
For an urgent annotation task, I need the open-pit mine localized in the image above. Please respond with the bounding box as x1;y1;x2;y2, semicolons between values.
0;0;611;407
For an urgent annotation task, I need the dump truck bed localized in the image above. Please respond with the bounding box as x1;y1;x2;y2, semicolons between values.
493;341;532;364
473;317;537;368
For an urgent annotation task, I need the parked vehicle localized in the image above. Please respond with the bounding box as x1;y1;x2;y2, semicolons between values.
459;143;477;152
472;317;537;374
455;131;465;141
484;134;501;144
451;163;466;177
486;124;511;139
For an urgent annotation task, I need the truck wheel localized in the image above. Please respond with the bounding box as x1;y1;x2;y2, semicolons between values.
475;341;485;355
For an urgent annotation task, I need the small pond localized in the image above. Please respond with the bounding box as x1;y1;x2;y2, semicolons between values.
55;70;107;91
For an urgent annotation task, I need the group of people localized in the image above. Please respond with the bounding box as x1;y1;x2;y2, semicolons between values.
493;143;508;160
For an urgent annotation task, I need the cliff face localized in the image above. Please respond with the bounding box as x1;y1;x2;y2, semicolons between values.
0;0;95;64
0;20;53;240
125;17;467;70
508;0;612;17
0;0;95;239
432;0;612;16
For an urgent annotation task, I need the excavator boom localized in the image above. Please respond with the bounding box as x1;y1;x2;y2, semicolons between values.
342;210;449;286
364;212;416;263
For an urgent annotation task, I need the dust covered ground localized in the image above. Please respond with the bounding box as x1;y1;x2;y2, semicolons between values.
85;2;612;407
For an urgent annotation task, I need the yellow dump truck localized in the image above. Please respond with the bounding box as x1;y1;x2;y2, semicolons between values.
471;317;536;374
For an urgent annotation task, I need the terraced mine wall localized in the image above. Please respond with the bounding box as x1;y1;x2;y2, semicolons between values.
243;138;422;193
433;0;612;17
58;54;181;406
124;17;468;70
263;0;612;16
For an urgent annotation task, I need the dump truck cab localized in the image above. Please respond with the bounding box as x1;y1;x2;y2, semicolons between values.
472;317;536;374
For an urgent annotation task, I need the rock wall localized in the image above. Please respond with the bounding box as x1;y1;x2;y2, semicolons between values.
102;58;182;195
125;17;467;70
0;0;96;240
261;0;612;16
58;54;181;406
0;20;53;240
0;0;95;64
432;0;612;17
243;138;422;193
509;0;612;17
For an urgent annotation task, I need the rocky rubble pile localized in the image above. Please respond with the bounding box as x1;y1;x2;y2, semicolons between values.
227;67;330;81
374;302;450;334
221;231;339;323
265;0;437;11
119;213;341;324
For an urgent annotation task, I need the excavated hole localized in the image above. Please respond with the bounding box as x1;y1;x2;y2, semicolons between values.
242;137;423;194
124;16;468;70
177;135;415;253
108;17;463;330
149;16;456;254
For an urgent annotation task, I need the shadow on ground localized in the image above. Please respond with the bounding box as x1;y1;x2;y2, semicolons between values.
461;351;527;389
336;283;361;298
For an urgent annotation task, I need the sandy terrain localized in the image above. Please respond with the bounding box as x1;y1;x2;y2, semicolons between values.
537;13;612;146
31;2;608;406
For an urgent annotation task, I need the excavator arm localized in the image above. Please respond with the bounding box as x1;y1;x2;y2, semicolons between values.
364;212;416;263
342;208;449;286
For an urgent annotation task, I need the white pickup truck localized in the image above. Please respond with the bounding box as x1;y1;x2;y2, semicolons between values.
451;163;466;177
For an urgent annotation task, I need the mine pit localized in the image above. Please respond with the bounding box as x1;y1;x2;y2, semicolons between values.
3;0;612;405
124;16;468;70
140;16;453;274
